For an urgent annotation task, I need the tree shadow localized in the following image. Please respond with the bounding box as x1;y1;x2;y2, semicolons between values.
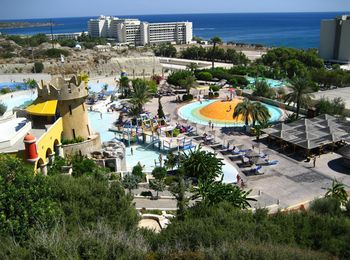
327;158;350;175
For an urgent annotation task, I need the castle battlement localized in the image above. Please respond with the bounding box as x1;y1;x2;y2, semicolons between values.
38;75;89;101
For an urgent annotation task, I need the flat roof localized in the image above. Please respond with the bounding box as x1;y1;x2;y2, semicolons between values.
263;114;350;150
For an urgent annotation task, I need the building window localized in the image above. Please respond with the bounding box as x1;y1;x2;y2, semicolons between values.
69;105;72;115
72;129;76;139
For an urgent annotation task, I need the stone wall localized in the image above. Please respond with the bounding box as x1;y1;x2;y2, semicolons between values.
62;134;101;157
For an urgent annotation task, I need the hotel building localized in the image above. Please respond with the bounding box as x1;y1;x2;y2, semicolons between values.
88;15;193;46
319;15;350;63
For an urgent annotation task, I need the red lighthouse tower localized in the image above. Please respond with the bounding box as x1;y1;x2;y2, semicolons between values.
23;133;39;163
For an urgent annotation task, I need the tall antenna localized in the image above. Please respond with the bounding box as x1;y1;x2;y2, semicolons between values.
50;19;54;49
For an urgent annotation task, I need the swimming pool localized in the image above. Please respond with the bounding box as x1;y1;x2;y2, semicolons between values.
0;91;37;111
125;144;238;183
178;100;282;127
88;111;119;142
246;77;286;89
88;82;117;94
0;82;29;90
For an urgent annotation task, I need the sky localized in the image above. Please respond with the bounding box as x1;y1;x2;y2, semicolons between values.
0;0;350;20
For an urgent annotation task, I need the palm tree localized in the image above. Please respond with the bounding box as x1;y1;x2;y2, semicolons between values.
129;79;151;114
169;168;189;221
182;145;223;182
209;36;223;70
233;99;270;130
119;76;130;98
251;102;270;127
325;179;348;205
122;174;139;194
284;77;314;119
179;75;197;95
233;99;254;128
186;62;198;73
78;72;89;85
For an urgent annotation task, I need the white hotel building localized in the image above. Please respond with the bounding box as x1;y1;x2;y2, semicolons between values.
88;15;193;46
319;15;350;63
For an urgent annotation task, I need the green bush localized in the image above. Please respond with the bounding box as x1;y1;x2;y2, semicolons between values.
154;43;177;57
140;191;152;197
44;48;69;58
61;136;85;145
152;166;167;180
0;102;7;115
167;70;193;86
0;87;11;94
140;209;162;215
209;85;220;92
32;61;44;73
132;163;145;182
316;97;345;116
0;52;16;59
58;39;76;48
164;175;177;186
253;79;276;99
197;71;213;81
182;94;193;101
0;155;61;242
172;128;180;137
309;197;341;216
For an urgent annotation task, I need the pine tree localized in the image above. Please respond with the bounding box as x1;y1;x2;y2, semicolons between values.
157;97;165;119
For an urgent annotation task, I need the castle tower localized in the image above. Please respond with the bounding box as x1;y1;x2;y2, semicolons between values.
37;76;92;140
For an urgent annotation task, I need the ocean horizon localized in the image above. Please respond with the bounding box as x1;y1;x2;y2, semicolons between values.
1;12;348;49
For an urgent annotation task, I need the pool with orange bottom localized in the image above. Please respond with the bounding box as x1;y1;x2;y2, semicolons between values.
198;98;250;124
178;98;282;127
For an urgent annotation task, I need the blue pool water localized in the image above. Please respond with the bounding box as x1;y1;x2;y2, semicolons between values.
125;144;238;183
0;91;37;111
178;100;282;127
88;111;119;142
246;77;286;88
88;82;116;94
0;82;29;90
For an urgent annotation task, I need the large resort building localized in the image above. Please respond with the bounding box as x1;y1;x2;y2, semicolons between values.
319;15;350;63
88;15;193;46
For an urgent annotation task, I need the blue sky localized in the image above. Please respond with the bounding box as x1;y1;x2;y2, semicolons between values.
1;0;350;19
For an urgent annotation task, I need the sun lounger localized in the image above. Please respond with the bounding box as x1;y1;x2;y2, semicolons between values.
267;160;278;165
256;159;278;166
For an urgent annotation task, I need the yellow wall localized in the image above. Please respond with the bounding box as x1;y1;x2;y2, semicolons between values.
35;117;63;169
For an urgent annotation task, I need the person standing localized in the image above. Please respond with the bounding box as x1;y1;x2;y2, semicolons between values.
313;155;316;168
131;147;134;156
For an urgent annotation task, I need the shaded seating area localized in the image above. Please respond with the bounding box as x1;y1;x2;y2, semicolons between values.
263;114;350;158
338;145;350;169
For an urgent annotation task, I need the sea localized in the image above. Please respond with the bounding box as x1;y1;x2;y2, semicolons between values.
0;12;348;49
